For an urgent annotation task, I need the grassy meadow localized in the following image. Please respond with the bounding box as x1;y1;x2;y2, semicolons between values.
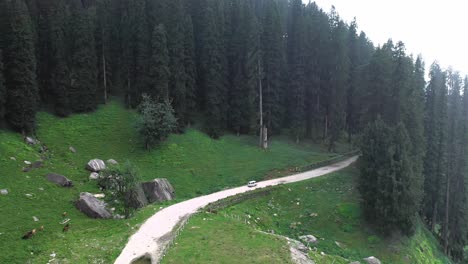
0;100;343;263
163;165;452;264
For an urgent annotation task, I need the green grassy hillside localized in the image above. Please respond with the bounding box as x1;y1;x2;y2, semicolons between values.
163;165;451;264
0;101;343;263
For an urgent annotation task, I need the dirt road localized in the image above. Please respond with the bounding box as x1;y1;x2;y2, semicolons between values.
114;156;358;264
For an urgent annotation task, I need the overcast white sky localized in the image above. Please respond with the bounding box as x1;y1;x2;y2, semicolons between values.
310;0;468;77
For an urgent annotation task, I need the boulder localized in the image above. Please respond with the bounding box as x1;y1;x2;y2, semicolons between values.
25;137;37;145
125;184;148;209
141;178;175;203
106;159;118;165
0;189;8;195
299;235;318;244
22;167;32;172
46;173;73;187
75;192;112;219
89;172;100;180
24;160;32;165
363;256;381;264
86;159;106;172
69;146;76;153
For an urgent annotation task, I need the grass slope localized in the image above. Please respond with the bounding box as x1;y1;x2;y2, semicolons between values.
0;101;342;263
164;165;451;264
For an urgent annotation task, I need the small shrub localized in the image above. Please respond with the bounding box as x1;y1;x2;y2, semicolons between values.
98;161;142;218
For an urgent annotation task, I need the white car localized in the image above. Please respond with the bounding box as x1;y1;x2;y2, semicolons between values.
247;181;257;187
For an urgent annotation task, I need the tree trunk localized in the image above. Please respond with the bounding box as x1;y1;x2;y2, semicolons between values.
443;177;450;253
258;58;267;149
262;126;268;149
431;201;438;233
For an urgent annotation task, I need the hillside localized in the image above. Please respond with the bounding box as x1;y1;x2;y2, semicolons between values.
163;165;452;264
0;101;346;263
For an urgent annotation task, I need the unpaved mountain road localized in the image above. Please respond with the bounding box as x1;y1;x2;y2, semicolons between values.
114;155;359;264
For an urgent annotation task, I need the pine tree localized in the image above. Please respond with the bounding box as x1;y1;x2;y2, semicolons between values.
327;8;349;150
166;0;188;128
183;14;197;126
360;118;420;234
68;1;97;112
148;24;170;101
199;0;227;138
4;0;38;133
287;0;306;143
49;0;69;116
228;0;258;135
96;0;113;104
261;0;283;134
0;50;5;121
423;63;447;231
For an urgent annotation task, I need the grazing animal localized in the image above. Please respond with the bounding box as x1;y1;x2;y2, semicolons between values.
22;229;36;240
63;223;70;232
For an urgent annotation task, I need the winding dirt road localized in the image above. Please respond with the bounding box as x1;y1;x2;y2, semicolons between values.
114;156;358;264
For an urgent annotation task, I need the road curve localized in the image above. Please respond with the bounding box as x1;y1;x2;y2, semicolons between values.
114;156;358;264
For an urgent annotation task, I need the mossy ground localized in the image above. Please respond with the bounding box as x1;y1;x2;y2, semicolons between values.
164;165;452;264
0;101;342;263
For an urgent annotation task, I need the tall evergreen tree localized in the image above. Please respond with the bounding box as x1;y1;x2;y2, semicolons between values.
148;24;170;101
423;63;447;231
199;0;227;138
0;50;5;121
166;0;188;128
360;118;419;234
261;0;283;134
287;0;306;143
49;0;69;116
327;8;349;150
4;0;38;133
68;1;97;112
183;14;197;125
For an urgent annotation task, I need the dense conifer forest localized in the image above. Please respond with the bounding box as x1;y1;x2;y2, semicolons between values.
0;0;466;261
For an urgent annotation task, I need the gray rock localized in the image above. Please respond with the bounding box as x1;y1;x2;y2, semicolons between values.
24;160;32;165
25;137;37;145
25;193;33;198
33;216;39;222
126;184;148;209
0;189;8;195
299;235;318;244
106;159;118;165
89;172;100;180
86;159;106;172
46;173;73;187
69;146;76;153
363;256;381;264
142;178;175;203
350;262;361;264
32;161;43;169
22;167;32;172
10;157;16;161
75;192;112;219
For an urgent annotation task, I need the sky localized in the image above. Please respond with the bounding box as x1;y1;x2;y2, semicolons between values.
310;0;468;77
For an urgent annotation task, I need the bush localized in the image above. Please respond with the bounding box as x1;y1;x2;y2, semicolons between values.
98;161;142;218
137;94;177;149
